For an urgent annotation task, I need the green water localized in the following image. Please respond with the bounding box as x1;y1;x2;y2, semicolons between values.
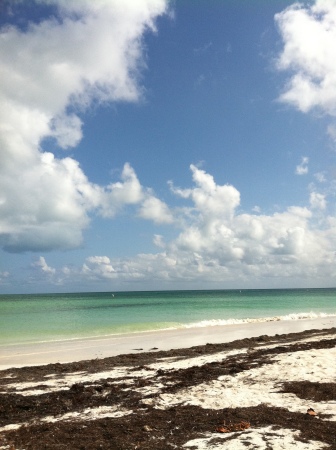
0;289;335;346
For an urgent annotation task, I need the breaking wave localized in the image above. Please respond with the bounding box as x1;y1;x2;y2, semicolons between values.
182;312;336;329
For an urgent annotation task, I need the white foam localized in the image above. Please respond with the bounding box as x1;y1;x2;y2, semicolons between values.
182;312;336;329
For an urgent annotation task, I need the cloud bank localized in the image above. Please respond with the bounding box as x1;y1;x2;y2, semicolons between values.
31;164;336;289
0;0;168;252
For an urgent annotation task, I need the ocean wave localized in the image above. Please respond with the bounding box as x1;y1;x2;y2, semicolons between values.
182;312;336;329
2;312;335;347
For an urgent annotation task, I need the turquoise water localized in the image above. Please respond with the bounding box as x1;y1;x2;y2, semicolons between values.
0;289;335;346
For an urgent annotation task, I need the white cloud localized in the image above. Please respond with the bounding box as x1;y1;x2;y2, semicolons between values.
0;0;168;253
0;271;10;284
327;123;336;142
99;163;144;218
310;191;327;209
314;172;327;183
252;206;261;213
295;156;309;175
153;234;165;248
32;256;56;275
138;196;174;224
98;163;173;223
50;114;83;150
36;166;336;289
276;0;336;116
83;256;115;278
86;256;111;265
3;1;336;289
171;164;240;220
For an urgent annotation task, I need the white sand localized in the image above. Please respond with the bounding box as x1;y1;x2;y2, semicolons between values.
144;346;336;420
1;316;335;369
1;322;335;449
0;405;133;434
183;427;329;449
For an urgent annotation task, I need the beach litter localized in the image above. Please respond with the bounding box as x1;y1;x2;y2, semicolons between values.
215;420;250;433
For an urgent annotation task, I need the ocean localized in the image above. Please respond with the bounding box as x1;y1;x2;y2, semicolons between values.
0;288;335;346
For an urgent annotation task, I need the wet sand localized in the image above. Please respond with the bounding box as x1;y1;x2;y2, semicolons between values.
1;316;336;369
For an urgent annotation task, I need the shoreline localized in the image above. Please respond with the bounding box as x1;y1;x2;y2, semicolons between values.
1;315;336;370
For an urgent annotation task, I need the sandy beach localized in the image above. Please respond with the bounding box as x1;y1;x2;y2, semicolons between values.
1;319;336;449
1;316;336;370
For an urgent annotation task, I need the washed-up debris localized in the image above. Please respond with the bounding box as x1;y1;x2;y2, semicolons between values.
2;328;336;450
215;420;250;433
307;408;318;416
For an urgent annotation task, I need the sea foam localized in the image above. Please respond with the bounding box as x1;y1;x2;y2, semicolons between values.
182;311;336;329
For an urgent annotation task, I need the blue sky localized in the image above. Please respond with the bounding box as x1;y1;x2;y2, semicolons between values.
1;0;336;293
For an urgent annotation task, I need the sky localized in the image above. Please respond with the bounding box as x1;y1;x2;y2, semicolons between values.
1;0;336;294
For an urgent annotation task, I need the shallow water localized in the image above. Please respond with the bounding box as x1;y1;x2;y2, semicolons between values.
0;288;335;345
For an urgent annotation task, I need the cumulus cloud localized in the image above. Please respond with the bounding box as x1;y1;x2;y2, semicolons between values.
4;0;336;289
171;164;240;220
310;191;327;210
138;196;174;223
276;0;336;116
98;162;173;222
295;156;309;175
168;166;318;269
83;256;116;278
0;0;168;253
38;165;336;288
99;163;144;218
32;256;56;275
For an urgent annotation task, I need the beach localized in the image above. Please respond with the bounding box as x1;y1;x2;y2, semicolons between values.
1;315;336;369
1;318;336;449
